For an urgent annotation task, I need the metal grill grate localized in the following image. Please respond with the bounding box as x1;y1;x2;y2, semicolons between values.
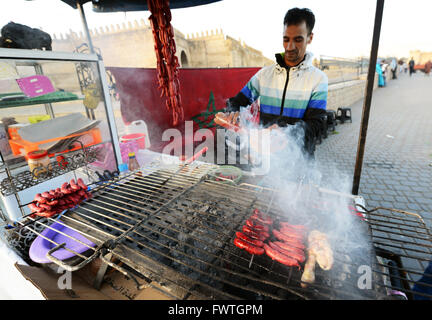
5;163;432;300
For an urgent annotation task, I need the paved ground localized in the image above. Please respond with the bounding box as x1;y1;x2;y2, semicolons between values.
315;71;432;229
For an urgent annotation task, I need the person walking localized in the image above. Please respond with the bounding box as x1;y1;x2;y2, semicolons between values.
390;58;397;79
409;58;415;76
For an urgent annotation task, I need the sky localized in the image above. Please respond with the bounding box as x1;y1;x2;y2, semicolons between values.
1;0;432;60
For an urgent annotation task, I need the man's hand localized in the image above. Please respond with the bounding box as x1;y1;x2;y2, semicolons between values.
267;124;280;131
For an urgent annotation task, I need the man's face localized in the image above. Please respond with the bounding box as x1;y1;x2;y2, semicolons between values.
283;21;313;67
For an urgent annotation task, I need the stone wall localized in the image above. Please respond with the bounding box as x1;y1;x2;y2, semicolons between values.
327;73;378;111
51;20;273;68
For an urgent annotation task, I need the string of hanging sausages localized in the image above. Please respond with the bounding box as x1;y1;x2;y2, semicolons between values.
147;0;184;126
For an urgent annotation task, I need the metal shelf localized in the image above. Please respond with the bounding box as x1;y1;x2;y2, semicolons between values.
0;144;100;196
0;91;84;109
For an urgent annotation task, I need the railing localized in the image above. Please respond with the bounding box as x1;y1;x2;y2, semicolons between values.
318;55;369;85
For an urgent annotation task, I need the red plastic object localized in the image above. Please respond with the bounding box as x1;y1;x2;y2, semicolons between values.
120;133;146;149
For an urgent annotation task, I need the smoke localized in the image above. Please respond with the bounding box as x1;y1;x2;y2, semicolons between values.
236;112;374;288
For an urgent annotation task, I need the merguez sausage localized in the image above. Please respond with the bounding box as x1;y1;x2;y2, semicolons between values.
234;238;265;255
263;244;300;269
280;222;307;231
242;225;268;240
245;219;269;233
268;241;305;263
272;229;306;250
273;241;304;256
235;231;264;247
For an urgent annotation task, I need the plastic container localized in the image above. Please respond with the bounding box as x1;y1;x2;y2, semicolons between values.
120;133;146;150
27;149;50;177
29;221;95;264
125;120;151;149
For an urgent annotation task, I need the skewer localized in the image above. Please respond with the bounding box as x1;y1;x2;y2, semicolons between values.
248;254;254;268
249;190;277;269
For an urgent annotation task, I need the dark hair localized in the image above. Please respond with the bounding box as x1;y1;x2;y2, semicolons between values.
283;8;315;35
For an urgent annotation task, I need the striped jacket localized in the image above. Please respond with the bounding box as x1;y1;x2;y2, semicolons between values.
227;52;328;154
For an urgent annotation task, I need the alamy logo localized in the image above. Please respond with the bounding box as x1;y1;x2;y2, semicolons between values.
357;265;372;290
57;267;72;290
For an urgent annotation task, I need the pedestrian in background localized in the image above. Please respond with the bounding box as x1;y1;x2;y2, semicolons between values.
390;58;397;79
376;62;385;87
381;60;388;86
424;60;432;76
409;58;415;76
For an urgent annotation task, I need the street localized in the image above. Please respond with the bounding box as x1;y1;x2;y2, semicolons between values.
316;71;432;229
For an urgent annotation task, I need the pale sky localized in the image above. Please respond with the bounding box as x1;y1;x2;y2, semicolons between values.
1;0;432;60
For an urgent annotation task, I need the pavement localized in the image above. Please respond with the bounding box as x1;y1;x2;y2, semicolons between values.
315;71;432;229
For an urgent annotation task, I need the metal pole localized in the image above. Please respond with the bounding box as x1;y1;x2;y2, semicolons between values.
352;0;385;195
77;1;97;120
76;1;95;54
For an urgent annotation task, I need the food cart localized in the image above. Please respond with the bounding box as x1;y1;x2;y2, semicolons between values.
0;0;431;300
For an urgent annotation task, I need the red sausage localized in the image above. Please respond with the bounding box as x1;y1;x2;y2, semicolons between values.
235;231;264;247
279;222;307;231
70;179;80;190
272;230;305;249
263;244;300;268
245;219;269;233
38;203;52;211
268;242;305;263
279;228;305;240
41;191;51;199
46;200;59;206
252;209;273;225
28;202;44;213
34;193;46;204
242;225;268;240
234;238;265;255
61;183;73;194
273;241;304;256
77;178;87;190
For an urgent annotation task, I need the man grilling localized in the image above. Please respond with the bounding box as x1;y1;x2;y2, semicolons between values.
225;7;328;157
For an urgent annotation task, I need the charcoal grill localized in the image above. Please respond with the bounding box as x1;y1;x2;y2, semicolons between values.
5;161;432;300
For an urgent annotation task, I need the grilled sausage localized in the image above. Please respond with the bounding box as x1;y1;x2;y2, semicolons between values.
61;182;73;194
28;202;44;213
272;229;306;250
235;231;264;247
273;241;304;256
38;203;52;211
234;238;265;255
279;227;305;240
70;179;80;190
245;219;269;233
34;193;47;204
46;200;59;206
242;225;268;240
268;242;305;263
252;209;273;225
77;178;87;190
41;191;51;199
280;222;307;231
263;244;300;268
